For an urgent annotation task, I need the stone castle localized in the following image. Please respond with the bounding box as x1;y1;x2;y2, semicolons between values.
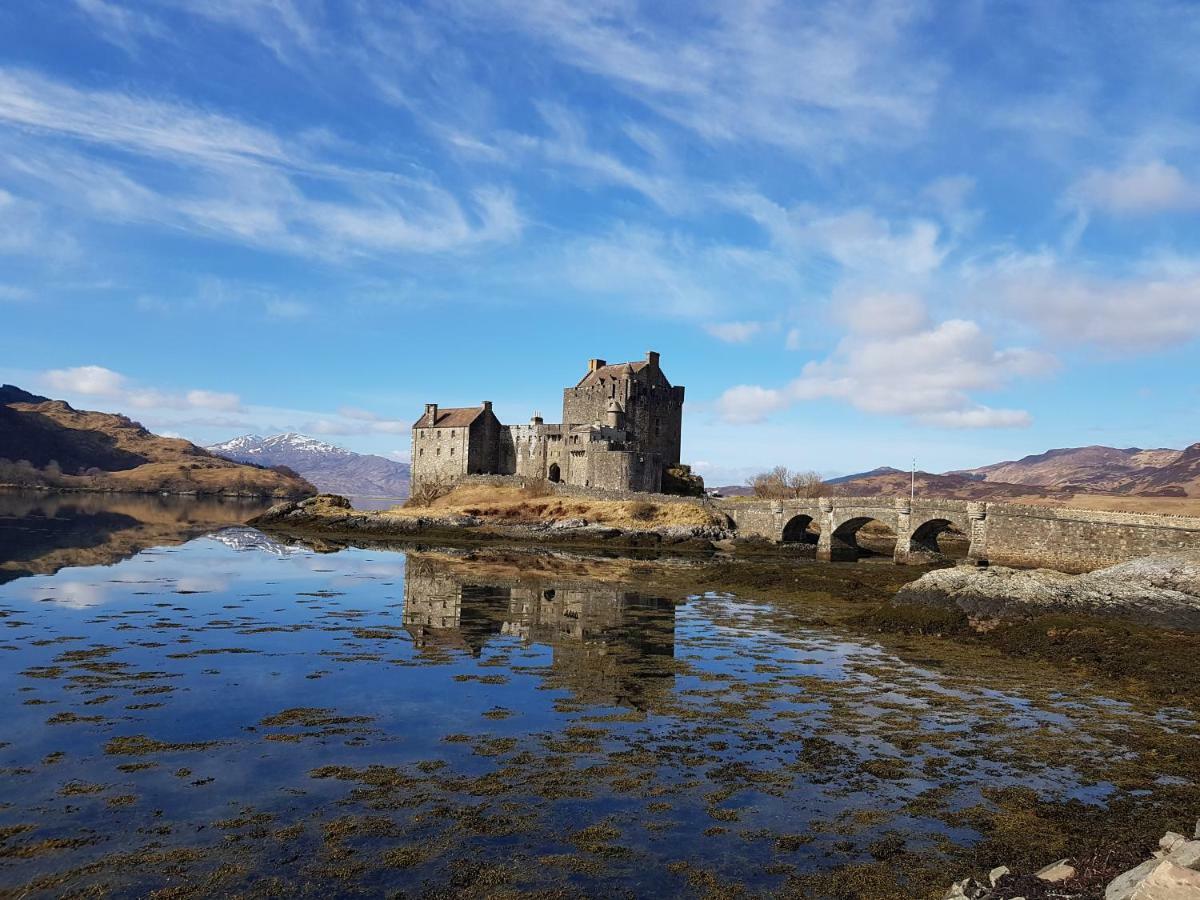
411;351;684;493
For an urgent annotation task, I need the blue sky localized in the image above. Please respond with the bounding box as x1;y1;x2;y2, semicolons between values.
1;1;1198;484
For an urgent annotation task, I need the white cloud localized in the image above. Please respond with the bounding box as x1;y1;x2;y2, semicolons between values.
716;297;1053;428
704;321;763;343
986;252;1200;351
462;0;940;157
835;293;928;337
38;365;243;413
726;192;948;279
73;0;165;54
44;365;127;397
714;385;790;425
1069;160;1200;215
185;390;241;411
0;68;522;258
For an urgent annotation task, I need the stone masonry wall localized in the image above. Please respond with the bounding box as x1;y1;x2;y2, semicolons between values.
716;496;1200;572
983;503;1200;573
411;423;472;485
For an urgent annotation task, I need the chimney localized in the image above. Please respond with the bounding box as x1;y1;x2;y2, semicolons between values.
424;403;438;425
645;350;660;368
588;358;606;373
482;400;492;412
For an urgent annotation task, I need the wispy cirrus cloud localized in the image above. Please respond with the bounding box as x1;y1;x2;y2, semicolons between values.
0;67;522;258
456;0;941;157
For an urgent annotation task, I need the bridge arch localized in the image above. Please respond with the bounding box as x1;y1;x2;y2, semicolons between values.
825;515;898;561
906;517;970;561
781;513;820;545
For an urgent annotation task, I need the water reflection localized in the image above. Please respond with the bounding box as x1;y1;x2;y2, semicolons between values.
404;551;676;709
0;490;272;583
0;519;1194;898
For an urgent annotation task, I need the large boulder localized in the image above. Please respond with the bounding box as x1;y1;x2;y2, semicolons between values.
893;551;1200;630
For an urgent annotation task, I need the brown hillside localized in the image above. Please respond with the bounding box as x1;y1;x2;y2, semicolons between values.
952;444;1182;491
1125;442;1200;498
0;385;315;498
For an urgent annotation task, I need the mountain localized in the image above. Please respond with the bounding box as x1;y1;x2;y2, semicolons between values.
826;466;906;485
208;433;410;499
950;445;1183;492
0;385;314;498
1124;443;1200;498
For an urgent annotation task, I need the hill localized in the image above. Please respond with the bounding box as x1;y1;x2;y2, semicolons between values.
950;445;1183;491
0;385;315;498
208;433;410;499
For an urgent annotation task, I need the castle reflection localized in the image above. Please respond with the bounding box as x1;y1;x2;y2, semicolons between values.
402;551;678;710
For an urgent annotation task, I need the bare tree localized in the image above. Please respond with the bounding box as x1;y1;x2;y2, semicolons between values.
405;476;455;508
747;466;834;499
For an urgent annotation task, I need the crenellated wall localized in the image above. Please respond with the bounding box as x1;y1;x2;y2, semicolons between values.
715;496;1200;572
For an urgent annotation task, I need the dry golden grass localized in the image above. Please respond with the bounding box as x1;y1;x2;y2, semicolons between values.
381;485;720;529
1020;493;1200;517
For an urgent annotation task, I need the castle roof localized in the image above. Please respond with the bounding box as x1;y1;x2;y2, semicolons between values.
573;360;648;388
412;407;486;429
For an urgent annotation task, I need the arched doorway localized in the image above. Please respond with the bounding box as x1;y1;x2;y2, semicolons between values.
548;463;561;483
829;516;897;561
781;514;821;551
907;518;968;561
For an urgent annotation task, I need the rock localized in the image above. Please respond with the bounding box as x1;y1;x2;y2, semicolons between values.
1194;819;1200;840
988;865;1010;886
1167;840;1200;870
943;878;989;900
1128;860;1200;899
1110;858;1172;900
1036;858;1076;882
892;551;1200;630
1163;833;1190;853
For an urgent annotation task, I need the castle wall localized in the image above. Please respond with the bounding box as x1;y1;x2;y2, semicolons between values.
411;423;472;484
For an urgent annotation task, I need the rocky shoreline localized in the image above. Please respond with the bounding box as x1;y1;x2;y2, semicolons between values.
946;822;1200;899
892;552;1200;631
250;494;737;553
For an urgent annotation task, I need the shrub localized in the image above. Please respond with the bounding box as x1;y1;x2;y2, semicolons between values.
628;501;657;522
522;478;553;499
405;477;454;509
661;464;705;497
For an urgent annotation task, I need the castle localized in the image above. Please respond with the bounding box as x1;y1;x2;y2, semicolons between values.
410;351;685;494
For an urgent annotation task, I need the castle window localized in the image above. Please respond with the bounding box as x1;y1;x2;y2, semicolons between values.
449;447;454;456
419;448;424;457
436;448;441;456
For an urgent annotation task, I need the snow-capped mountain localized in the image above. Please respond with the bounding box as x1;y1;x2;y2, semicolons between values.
207;433;409;499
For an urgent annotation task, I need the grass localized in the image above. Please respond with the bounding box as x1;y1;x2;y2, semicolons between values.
380;484;722;529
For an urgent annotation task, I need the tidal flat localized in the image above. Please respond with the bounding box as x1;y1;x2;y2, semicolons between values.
1;497;1198;897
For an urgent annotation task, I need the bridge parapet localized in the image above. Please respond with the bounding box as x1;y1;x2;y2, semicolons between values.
712;496;1200;571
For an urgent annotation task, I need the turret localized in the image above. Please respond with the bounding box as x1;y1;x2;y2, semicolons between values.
606;399;625;429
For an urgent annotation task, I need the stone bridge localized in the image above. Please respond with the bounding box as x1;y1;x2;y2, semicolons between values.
714;496;1200;573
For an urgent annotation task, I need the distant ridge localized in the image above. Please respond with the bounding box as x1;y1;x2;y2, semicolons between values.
0;386;314;498
208;433;410;499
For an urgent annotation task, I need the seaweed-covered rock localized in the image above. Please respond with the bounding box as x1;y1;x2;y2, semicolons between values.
893;551;1200;630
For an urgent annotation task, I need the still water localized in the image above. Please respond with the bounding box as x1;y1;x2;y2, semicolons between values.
0;492;1195;898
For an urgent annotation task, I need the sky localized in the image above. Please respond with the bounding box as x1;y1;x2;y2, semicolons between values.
1;0;1198;485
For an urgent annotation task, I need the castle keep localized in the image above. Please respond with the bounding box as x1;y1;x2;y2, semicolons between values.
411;351;685;493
